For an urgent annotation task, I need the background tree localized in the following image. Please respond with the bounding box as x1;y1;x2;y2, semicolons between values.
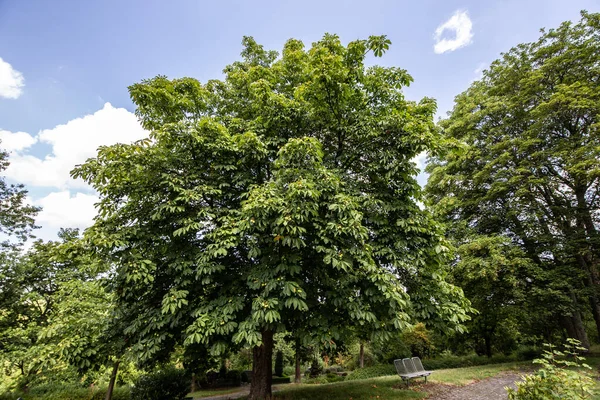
0;145;39;252
74;34;471;399
426;11;600;349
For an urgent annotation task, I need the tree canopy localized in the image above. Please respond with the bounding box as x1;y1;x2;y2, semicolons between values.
426;11;600;350
73;34;470;399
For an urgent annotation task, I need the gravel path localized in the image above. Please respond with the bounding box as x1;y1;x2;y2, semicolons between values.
425;373;521;400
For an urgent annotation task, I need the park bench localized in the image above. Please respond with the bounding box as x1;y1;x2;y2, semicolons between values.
393;357;432;388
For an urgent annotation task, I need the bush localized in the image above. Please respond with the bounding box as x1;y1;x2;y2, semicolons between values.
401;323;435;358
0;385;131;400
507;339;597;400
225;370;242;386
241;370;252;383
272;376;291;384
308;359;322;378
516;346;542;361
346;365;396;381
325;373;346;383
303;375;329;384
131;367;189;400
422;353;516;370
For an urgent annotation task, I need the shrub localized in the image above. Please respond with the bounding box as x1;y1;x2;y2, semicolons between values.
275;351;284;377
516;346;542;361
225;370;242;386
507;339;596;400
346;364;396;381
308;359;322;378
130;367;189;400
272;376;291;384
422;353;516;370
0;385;131;400
303;375;329;384
325;373;345;383
401;323;434;358
241;370;252;383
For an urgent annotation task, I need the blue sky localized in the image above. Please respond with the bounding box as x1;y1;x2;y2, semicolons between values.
0;0;598;242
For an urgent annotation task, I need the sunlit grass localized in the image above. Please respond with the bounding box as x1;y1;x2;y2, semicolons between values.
189;387;246;398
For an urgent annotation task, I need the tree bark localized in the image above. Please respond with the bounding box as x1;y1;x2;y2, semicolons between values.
249;330;274;400
484;336;492;358
571;310;590;350
105;360;120;400
561;313;590;350
191;373;197;393
294;344;301;384
359;342;364;368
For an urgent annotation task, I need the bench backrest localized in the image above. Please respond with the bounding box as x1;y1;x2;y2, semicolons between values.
411;357;426;372
402;358;418;374
394;359;409;375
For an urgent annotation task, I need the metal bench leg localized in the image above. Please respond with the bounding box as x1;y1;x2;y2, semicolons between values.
425;375;427;383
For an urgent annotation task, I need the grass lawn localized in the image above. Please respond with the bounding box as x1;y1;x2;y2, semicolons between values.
193;359;600;400
189;387;246;398
231;362;531;400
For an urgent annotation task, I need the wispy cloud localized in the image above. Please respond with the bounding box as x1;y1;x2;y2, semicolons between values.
0;57;25;99
434;10;474;54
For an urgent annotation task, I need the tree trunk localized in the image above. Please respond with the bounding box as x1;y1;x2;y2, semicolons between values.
561;313;590;350
105;360;120;400
249;330;273;400
359;342;364;368
294;345;301;384
484;336;492;358
571;310;590;350
191;373;197;393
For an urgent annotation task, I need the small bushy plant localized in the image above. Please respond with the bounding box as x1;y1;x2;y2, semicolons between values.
346;364;396;381
130;367;189;400
308;358;323;378
507;339;596;400
0;385;131;400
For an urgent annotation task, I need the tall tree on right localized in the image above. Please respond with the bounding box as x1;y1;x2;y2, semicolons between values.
426;11;600;348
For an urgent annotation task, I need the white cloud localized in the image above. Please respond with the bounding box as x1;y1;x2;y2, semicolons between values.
5;102;147;189
434;10;474;54
0;130;37;152
35;191;99;229
0;57;25;99
412;151;428;171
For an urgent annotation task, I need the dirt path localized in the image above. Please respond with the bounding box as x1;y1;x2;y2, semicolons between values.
425;373;521;400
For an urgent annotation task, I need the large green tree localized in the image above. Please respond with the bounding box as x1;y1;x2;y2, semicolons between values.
426;12;600;348
74;34;470;399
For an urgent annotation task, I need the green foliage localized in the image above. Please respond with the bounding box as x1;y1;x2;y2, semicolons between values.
0;145;39;249
422;353;516;370
507;339;597;399
72;33;470;374
0;384;130;400
271;376;292;384
274;351;284;377
309;359;323;378
130;367;189;400
0;230;115;388
400;323;434;358
426;11;600;350
346;365;396;381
